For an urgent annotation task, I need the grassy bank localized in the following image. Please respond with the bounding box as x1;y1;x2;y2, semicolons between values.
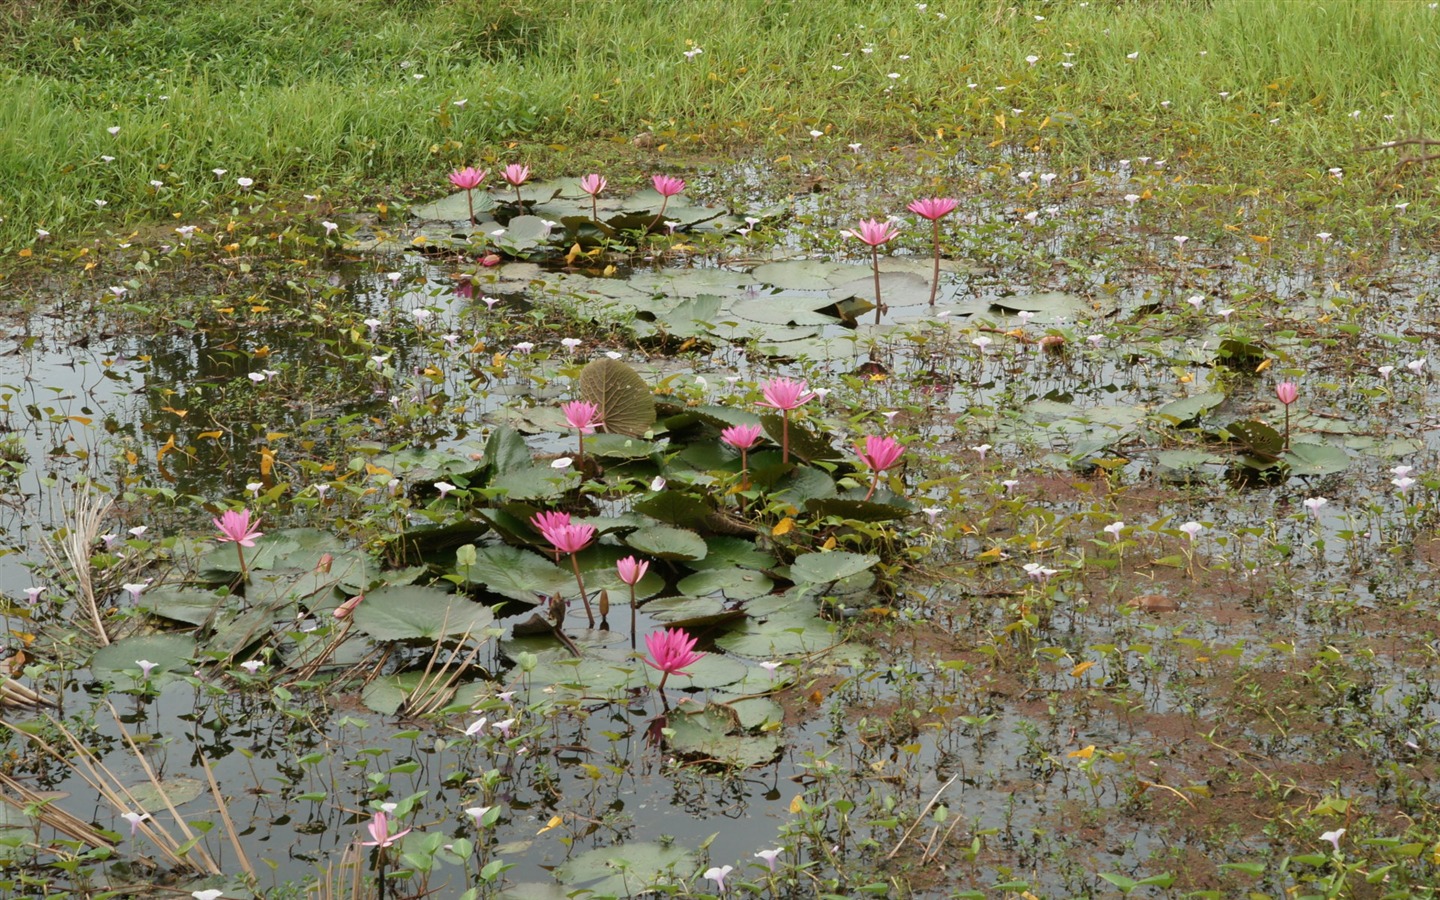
2;0;1437;249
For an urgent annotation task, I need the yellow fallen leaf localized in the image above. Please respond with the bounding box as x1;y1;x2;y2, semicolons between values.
771;517;794;536
156;434;177;462
196;430;223;440
789;795;805;814
1068;745;1096;759
537;815;562;835
1255;359;1272;373
1070;661;1095;677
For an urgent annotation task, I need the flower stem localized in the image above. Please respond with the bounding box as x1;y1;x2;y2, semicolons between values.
591;195;598;222
652;197;670;233
781;411;791;465
569;553;594;626
929;219;941;306
1283;406;1291;451
466;188;475;226
514;185;523;209
864;473;879;502
235;544;248;582
628;584;637;649
871;246;884;325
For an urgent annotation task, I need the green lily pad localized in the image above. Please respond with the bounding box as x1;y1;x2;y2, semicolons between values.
1155;392;1225;426
688;536;776;571
553;841;697;895
412;190;497;222
456;544;570;602
90;633;198;680
490;466;580;501
624;526;708;561
666;703;783;768
790;551;878;584
677;568;774;600
1283;442;1350;476
142;586;226;626
990;291;1090;321
361;671;456;716
634;491;716;530
128;776;205;810
715;610;838;657
579;358;657;438
351;585;495;642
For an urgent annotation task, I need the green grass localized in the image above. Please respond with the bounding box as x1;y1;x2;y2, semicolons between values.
2;0;1438;249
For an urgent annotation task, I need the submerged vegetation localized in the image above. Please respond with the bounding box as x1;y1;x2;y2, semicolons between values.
3;1;1440;899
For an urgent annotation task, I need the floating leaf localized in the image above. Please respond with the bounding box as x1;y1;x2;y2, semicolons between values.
790;551;878;584
1283;442;1350;476
578;358;657;437
456;545;569;602
411;190;498;222
624;525;708;561
490;466;580;501
90;634;197;680
351;585;495;641
553;842;697;895
1155;392;1225;427
1226;420;1284;461
666;703;783;768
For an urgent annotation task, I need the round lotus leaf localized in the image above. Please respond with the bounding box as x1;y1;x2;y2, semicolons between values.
751;259;857;290
713;694;785;730
411;190;497;222
728;296;837;327
553;842;697;895
715;611;838;657
351;585;495;642
90;633;198;681
677;568;774;601
829;271;932;311
989;291;1090;322
688;536;776;571
142;586;227;626
624;525;708;561
198;528;349;577
490;466;580;501
578;358;657;438
665;704;783;768
1283;442;1350;476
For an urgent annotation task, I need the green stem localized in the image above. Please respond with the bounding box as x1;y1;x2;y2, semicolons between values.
466;188;475;226
569;553;593;626
652;196;670;233
929;219;941;306
235;543;248;582
628;584;637;648
781;412;791;465
872;246;883;324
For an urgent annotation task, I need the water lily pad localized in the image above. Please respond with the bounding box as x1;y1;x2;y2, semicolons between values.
990;292;1090;322
751;259;856;290
1283;442;1350;476
717;695;785;730
634;492;716;530
361;671;455;716
790;551;878;585
624;526;707;561
715;611;838;657
586;433;658;460
658;293;724;337
490;466;580;501
128;776;205;810
1155;392;1225;426
728;296;837;327
90;633;197;680
677;568;774;601
553;841;697;895
142;586;226;626
666;704;782;767
351;585;495;642
829;272;932;312
412;190;498;222
687;536;775;571
457;544;569;602
579;358;657;438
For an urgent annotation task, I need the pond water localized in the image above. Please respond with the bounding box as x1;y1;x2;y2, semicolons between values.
5;172;1440;898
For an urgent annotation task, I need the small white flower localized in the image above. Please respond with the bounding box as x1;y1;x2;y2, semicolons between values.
1179;521;1203;539
107;126;120;136
236;177;254;190
239;660;264;674
650;476;667;491
551;457;573;469
1104;522;1124;539
322;221;339;235
1303;497;1328;516
1127;51;1139;59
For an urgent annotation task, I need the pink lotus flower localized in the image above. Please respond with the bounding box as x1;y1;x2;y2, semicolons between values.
908;198;958;305
580;173;606;220
843;218;901;247
449;166;487;224
907;197;958;221
530;510;572;536
1276;381;1299;450
650;175;685;232
543;522;595;555
562;400;601;434
502;164;530;206
855;436;904;500
845;218;902;323
651;175;685;197
213;509;263;546
359;811;411;849
449;167;486;191
618;555;649;642
538;519;597;626
644;627;704;691
759;379;814;465
855;435;904;472
721;423;764;451
617;555;649;585
214;508;263;579
759;378;815;411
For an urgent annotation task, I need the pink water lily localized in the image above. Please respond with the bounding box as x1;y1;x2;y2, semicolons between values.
644;627;704;693
502;164;530;207
908;197;958;305
844;218;902;324
1276;381;1299;449
617;555;649;644
359;810;411;849
758;379;815;464
214;508;263;579
448;166;487;225
539;520;598;626
562;400;602;461
855;436;905;500
530;510;572;537
580;173;606;220
721;423;764;451
650;175;686;231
